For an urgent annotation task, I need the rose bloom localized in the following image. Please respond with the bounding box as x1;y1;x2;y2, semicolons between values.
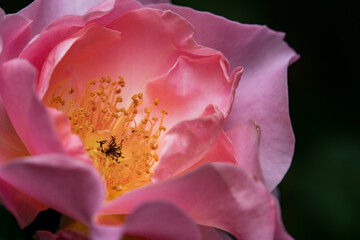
0;0;298;239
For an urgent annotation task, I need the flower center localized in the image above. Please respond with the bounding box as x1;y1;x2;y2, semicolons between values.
48;76;167;200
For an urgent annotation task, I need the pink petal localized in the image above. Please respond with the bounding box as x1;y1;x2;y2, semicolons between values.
194;130;237;165
0;154;105;225
19;1;141;76
39;24;122;100
20;23;83;78
42;0;142;34
57;229;89;240
0;178;47;228
146;56;241;129
0;99;29;163
152;4;298;71
34;231;56;240
92;202;201;240
226;120;264;182
198;226;234;240
18;0;107;34
185;130;238;175
138;0;170;5
100;163;283;240
44;0;142;30
0;33;3;56
91;224;124;240
154;105;235;181
152;4;299;190
86;0;142;26
47;108;91;163
0;11;32;63
273;199;294;240
35;230;89;240
0;59;65;155
40;8;240;126
123;201;201;240
104;8;226;96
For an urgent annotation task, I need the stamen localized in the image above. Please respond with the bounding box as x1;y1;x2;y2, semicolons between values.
48;76;167;200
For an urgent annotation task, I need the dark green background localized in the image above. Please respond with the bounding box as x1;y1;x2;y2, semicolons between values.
1;0;359;239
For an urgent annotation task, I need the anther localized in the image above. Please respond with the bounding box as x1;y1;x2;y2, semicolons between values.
150;143;158;150
154;98;159;106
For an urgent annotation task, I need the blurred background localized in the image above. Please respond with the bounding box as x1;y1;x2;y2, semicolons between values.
1;0;359;239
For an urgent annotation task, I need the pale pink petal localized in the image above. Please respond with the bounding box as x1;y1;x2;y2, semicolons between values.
47;108;91;163
0;99;29;163
0;178;47;228
101;163;282;240
226;120;264;182
0;12;32;63
18;0;106;34
154;105;233;181
0;59;64;155
123;201;201;240
152;4;299;189
0;154;104;225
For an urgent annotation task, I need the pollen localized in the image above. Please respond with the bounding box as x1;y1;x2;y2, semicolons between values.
48;76;167;200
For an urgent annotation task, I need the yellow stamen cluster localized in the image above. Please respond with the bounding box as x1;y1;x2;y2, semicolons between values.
48;76;167;200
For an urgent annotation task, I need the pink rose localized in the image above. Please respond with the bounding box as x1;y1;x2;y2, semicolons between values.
0;0;298;239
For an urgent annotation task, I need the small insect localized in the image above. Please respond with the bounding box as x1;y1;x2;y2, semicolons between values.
97;136;124;162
